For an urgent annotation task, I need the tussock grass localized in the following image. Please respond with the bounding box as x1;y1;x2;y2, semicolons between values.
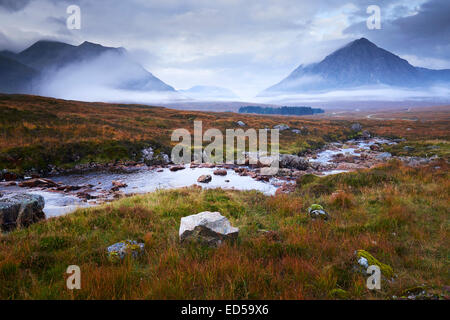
0;161;448;299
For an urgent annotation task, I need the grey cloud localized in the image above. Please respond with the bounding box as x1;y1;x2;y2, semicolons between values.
344;0;450;63
0;0;449;97
0;0;31;12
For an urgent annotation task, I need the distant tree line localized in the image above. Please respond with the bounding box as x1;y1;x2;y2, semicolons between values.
239;106;325;116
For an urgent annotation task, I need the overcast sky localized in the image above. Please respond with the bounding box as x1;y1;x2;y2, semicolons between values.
0;0;449;99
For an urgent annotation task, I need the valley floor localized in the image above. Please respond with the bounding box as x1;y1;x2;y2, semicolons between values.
0;161;448;299
0;94;448;300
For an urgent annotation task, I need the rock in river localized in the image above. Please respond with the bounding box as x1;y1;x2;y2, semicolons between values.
279;154;309;170
179;211;239;247
197;175;212;183
0;193;45;231
213;169;227;176
170;165;185;172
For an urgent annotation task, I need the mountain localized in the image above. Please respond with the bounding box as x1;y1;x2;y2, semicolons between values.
0;40;175;95
0;55;39;93
179;85;239;100
261;38;450;96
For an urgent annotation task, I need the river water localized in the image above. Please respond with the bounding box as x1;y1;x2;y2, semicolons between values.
0;138;395;217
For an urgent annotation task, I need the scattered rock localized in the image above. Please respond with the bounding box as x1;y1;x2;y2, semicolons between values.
76;192;97;200
112;180;127;188
107;240;144;261
19;178;59;188
375;152;392;160
179;211;239;247
170;165;185;172
275;183;296;195
141;147;170;165
403;146;415;152
351;123;362;132
273;124;290;131
2;170;19;181
213;169;227;176
307;204;329;220
291;129;302;134
0;193;45;231
141;147;154;162
197;175;212;183
279;154;309;170
362;130;371;139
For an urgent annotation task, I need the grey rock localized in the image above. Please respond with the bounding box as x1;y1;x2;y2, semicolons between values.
308;208;330;220
197;174;212;183
141;147;154;162
0;193;45;231
351;123;362;132
236;121;246;127
376;152;392;160
279;154;309;170
362;130;371;139
179;211;239;247
142;147;170;165
107;240;144;260
273;124;290;131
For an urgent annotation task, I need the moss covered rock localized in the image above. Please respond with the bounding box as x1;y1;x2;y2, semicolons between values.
307;204;329;220
107;240;144;261
356;249;394;278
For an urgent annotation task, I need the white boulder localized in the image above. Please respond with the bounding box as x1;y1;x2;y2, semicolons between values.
179;211;239;247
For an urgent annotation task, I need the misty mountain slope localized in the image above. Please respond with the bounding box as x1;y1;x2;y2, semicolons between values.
261;38;450;95
0;55;39;93
179;85;239;100
0;40;175;95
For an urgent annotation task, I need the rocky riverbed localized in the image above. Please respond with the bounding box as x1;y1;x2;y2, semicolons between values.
0;137;438;217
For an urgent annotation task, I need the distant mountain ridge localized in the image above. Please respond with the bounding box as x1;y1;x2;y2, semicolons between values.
0;40;175;95
179;85;239;100
261;38;450;96
239;106;324;116
0;55;38;93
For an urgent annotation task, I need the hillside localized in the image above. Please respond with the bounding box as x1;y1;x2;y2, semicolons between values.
0;40;175;95
1;94;449;175
262;38;450;95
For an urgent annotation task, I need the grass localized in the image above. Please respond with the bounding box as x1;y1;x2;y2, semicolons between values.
1;94;449;174
1;161;448;299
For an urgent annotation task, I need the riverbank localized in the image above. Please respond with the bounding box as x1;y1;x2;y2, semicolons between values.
2;94;449;178
0;161;448;299
3;136;439;217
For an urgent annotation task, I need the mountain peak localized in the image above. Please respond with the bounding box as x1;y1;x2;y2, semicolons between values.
345;37;378;49
261;38;450;95
79;41;103;48
23;40;74;52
